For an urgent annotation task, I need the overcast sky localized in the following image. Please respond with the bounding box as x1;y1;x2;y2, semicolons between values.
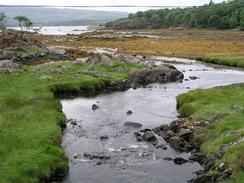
1;0;225;6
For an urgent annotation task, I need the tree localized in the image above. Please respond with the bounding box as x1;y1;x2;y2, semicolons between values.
208;14;221;28
229;11;239;28
209;0;214;5
14;16;33;38
0;12;8;37
240;8;244;30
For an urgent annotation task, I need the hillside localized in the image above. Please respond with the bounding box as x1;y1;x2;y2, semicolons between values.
105;0;244;30
0;6;128;26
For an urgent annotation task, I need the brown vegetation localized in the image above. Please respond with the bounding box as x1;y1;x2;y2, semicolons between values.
39;29;244;58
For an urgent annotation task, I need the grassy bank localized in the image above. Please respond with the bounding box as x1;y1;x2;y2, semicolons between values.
198;56;244;68
0;60;143;183
177;84;244;183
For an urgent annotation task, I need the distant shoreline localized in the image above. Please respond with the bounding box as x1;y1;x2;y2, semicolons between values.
0;5;192;8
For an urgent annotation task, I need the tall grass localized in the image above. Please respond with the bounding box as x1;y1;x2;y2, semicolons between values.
177;84;244;183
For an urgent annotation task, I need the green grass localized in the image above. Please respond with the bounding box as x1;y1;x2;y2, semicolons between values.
0;61;144;183
198;56;244;68
177;84;244;183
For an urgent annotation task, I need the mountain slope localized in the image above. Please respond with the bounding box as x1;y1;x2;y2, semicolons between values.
0;7;128;26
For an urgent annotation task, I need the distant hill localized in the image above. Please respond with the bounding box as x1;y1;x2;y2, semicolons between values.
105;0;244;30
0;6;129;26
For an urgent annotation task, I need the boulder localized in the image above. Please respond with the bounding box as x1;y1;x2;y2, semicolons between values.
86;53;114;67
100;135;109;140
169;136;192;151
178;128;193;141
174;157;188;165
131;65;183;87
189;76;198;80
163;130;176;142
142;131;157;142
2;51;14;59
134;132;143;141
92;104;99;110
47;46;69;61
189;152;205;163
126;110;133;115
152;124;170;135
0;60;19;70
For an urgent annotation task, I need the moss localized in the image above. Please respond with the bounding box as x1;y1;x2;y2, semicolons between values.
198;56;244;68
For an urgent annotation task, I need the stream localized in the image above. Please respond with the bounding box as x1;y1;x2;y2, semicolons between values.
61;58;244;183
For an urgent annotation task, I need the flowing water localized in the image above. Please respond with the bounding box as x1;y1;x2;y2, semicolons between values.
61;58;244;183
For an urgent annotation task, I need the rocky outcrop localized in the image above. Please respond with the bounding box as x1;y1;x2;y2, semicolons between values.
151;118;235;183
86;53;114;67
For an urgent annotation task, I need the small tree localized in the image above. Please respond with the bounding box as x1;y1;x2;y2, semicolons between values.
14;16;33;38
0;12;8;37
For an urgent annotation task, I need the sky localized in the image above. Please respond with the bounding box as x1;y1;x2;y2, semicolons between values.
0;0;225;6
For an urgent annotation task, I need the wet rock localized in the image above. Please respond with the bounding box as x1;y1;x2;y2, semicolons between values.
163;157;173;161
217;169;232;180
142;131;157;142
73;154;79;159
189;152;205;163
152;124;170;135
169;136;192;151
126;110;133;115
155;143;167;150
174;157;188;165
189;174;212;183
189;76;198;80
178;128;193;141
193;170;205;175
96;161;103;165
70;120;77;126
169;120;181;132
202;156;216;171
83;152;111;160
140;129;151;133
134;132;143;142
92;104;99;110
163;130;176;142
100;135;109;140
124;121;142;128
